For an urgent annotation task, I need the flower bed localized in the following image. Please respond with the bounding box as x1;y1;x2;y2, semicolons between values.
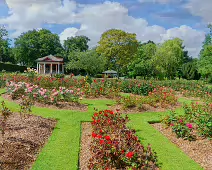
5;81;88;111
162;103;212;140
89;110;159;169
115;87;179;113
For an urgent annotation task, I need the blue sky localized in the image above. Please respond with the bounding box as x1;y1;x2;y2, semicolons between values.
0;0;211;57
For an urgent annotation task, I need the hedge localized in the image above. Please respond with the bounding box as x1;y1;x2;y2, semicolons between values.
0;62;27;72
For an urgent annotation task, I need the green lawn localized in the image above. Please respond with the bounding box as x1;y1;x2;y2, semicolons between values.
0;89;203;170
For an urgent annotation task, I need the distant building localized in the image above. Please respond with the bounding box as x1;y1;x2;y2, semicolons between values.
102;70;117;78
36;55;64;74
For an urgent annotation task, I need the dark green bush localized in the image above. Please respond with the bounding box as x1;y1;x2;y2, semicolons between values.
95;74;103;78
0;62;26;72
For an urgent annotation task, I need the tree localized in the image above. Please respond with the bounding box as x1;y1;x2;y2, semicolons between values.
0;27;11;62
67;49;106;76
14;29;63;66
153;38;184;79
96;29;138;77
198;24;212;79
181;60;200;80
63;36;90;61
128;41;156;78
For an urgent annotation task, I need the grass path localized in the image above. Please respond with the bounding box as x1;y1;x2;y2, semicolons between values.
0;89;203;170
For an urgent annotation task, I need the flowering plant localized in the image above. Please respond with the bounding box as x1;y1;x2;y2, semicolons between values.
89;110;159;169
6;81;82;105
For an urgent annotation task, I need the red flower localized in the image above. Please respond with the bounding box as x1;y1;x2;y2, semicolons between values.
100;87;103;91
107;141;112;145
104;113;108;117
93;79;97;83
94;113;98;117
109;111;114;115
99;129;103;133
92;132;97;138
101;79;105;83
126;151;134;158
186;123;193;129
100;140;104;145
170;123;174;127
97;135;102;139
121;150;125;154
107;119;111;124
105;136;111;140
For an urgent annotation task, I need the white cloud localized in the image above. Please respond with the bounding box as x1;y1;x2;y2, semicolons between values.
138;0;180;4
0;0;77;37
185;0;212;23
60;1;204;57
161;25;205;57
0;0;205;57
59;27;79;43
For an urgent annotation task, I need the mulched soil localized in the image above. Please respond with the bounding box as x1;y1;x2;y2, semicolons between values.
79;122;92;170
2;94;88;112
152;123;212;170
109;103;181;114
0;113;57;170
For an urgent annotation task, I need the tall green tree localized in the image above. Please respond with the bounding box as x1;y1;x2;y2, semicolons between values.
96;29;138;77
0;27;11;62
63;36;90;61
128;41;156;78
14;29;63;66
67;49;105;76
153;38;184;79
198;24;212;79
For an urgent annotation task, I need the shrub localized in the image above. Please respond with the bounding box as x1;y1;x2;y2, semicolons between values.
0;62;26;72
162;103;212;140
89;110;159;169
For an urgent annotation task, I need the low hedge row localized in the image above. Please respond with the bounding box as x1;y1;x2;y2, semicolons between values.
0;62;26;72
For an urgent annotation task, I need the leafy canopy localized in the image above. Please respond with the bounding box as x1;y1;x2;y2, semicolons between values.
96;29;138;76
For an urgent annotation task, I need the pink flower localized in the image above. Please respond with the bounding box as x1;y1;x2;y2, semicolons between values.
179;119;183;123
53;92;59;96
186;123;193;129
170;123;174;127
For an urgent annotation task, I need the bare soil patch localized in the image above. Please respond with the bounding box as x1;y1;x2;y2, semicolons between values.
79;122;92;170
152;123;212;170
109;102;181;114
0;113;57;170
2;94;88;112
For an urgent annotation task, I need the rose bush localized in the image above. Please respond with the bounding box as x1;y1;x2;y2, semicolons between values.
162;103;212;140
89;110;159;170
6;81;82;104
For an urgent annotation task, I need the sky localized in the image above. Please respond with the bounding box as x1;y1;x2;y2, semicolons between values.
0;0;211;57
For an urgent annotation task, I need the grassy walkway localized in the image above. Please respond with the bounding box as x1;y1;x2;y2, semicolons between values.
0;89;203;170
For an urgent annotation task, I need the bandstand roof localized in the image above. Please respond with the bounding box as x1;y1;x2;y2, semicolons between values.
36;54;63;62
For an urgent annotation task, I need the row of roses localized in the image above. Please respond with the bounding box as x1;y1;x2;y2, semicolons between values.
119;87;178;110
162;103;212;141
89;110;159;169
6;81;82;104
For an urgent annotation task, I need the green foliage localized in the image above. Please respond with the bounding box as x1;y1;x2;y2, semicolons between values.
198;55;212;79
0;27;13;63
162;103;212;140
0;62;26;72
0;101;12;138
128;42;156;78
67;49;106;76
19;96;34;117
181;61;200;80
63;36;90;60
14;29;63;67
96;29;138;77
153;38;184;79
